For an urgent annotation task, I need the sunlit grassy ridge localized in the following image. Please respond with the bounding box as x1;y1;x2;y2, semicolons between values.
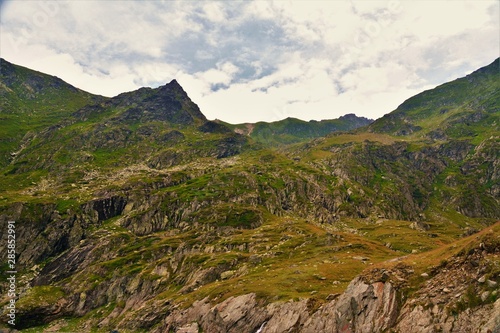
369;58;499;141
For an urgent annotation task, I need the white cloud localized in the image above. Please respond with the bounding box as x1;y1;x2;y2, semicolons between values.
201;2;227;23
12;46;139;96
1;0;498;122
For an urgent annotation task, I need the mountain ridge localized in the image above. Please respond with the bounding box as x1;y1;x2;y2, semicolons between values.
368;58;499;140
217;113;373;146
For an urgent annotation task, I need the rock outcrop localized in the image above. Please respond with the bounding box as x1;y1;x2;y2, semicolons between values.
145;276;398;333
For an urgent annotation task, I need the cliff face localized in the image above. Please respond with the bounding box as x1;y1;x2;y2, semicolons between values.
152;277;399;333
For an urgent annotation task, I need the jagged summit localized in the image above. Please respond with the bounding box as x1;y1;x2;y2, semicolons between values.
162;78;182;91
0;59;250;174
73;78;207;125
152;78;207;124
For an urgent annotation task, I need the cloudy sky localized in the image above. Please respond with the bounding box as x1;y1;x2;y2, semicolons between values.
0;1;498;123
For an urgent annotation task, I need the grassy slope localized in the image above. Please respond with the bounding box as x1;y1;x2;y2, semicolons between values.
16;209;497;332
220;114;373;146
0;58;102;168
369;58;499;142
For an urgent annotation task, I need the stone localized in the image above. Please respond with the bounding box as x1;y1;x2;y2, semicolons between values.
487;280;498;288
177;322;199;333
478;275;487;283
481;291;490;302
409;221;430;232
326;293;340;301
421;273;429;278
381;272;391;282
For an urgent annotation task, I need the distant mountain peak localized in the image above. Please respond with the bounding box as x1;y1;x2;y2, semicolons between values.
220;114;373;146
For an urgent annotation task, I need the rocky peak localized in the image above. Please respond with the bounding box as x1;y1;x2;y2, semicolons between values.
134;79;206;125
75;78;207;126
160;79;183;94
338;113;369;122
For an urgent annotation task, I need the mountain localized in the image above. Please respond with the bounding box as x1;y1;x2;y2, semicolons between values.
0;63;251;194
218;114;373;146
369;58;499;140
0;58;102;168
0;58;498;333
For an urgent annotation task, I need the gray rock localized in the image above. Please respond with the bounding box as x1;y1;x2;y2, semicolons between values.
352;256;370;261
177;322;199;333
487;279;498;288
409;221;430;232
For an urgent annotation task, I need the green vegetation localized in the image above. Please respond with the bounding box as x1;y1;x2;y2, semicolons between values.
0;57;498;332
369;58;500;142
0;58;100;168
219;114;372;146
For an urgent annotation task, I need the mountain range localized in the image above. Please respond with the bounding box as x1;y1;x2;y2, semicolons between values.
0;57;498;333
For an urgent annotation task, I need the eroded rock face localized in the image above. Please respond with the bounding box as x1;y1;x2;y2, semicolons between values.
157;294;266;333
147;277;399;333
0;196;127;269
394;243;500;333
396;299;500;333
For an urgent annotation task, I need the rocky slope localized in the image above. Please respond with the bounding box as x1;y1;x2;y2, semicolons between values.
154;227;500;333
0;58;498;332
